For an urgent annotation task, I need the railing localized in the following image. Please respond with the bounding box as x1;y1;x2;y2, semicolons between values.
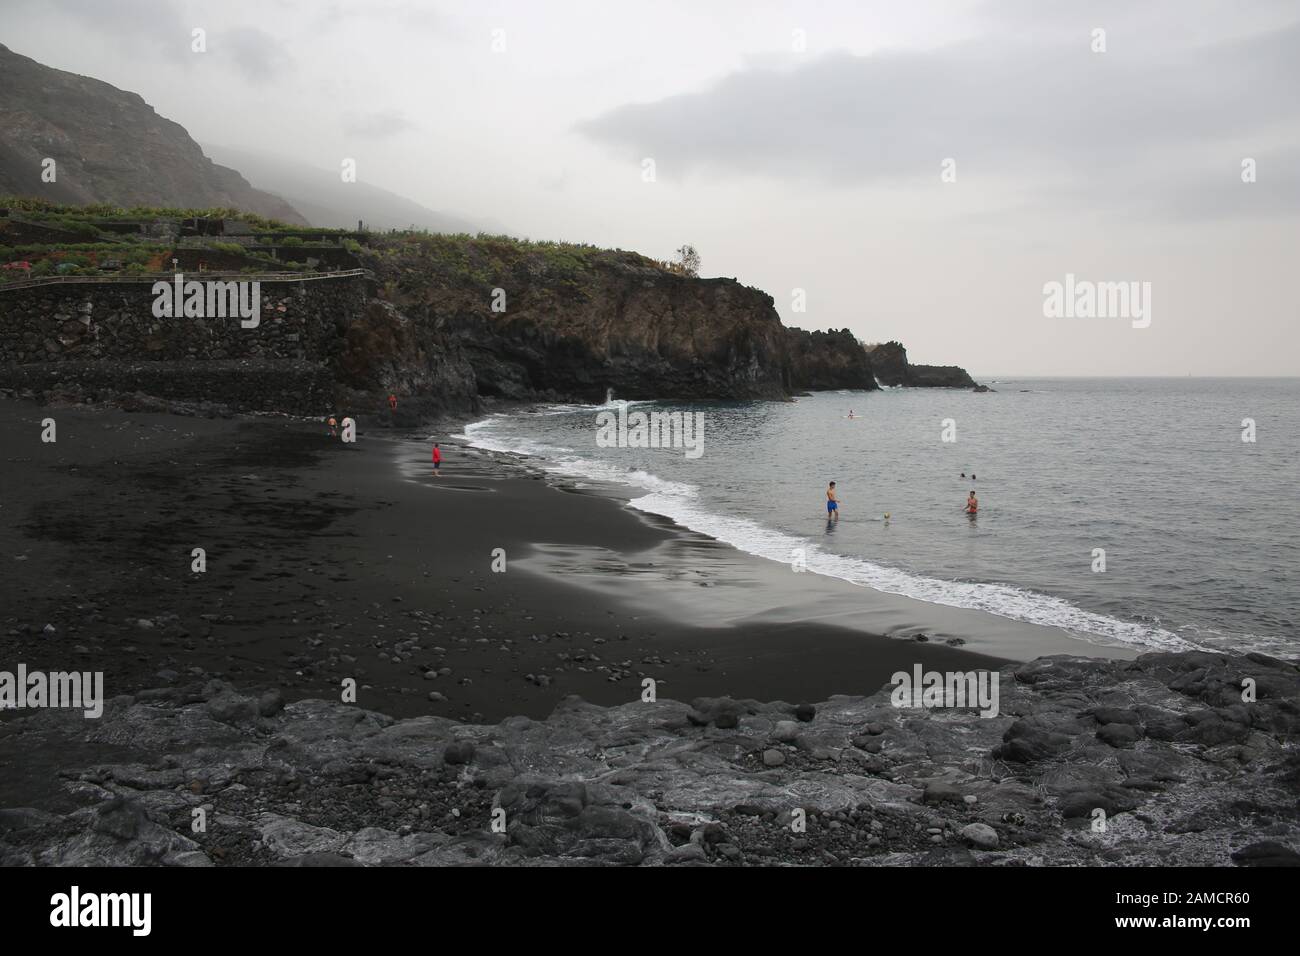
0;268;372;293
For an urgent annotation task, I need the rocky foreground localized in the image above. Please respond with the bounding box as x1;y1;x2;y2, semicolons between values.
2;650;1296;867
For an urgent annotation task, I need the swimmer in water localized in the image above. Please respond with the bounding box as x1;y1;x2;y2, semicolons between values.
966;490;978;515
827;481;839;520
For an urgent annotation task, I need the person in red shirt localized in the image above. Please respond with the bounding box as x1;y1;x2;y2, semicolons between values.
388;394;397;413
432;443;442;477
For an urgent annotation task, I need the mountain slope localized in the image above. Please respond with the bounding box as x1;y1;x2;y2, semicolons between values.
0;44;305;223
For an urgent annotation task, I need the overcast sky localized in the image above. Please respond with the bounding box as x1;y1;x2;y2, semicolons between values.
3;0;1298;376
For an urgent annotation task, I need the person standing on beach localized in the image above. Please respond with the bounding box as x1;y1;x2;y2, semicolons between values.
827;481;839;520
327;416;337;438
966;490;978;515
432;443;442;477
388;394;397;414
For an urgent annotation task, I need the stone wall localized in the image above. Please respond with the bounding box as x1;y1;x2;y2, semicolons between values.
0;273;370;414
0;274;368;366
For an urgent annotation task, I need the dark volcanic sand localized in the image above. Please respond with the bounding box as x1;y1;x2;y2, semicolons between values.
0;398;1006;742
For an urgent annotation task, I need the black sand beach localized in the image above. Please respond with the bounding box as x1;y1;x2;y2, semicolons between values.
0;397;1007;734
4;397;1296;873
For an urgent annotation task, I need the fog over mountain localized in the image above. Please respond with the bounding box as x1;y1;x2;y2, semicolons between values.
201;144;499;234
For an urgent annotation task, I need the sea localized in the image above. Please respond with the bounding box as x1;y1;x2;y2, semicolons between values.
460;378;1300;659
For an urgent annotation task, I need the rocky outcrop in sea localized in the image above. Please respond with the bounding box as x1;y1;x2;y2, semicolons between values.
784;327;879;391
3;650;1294;867
868;341;977;388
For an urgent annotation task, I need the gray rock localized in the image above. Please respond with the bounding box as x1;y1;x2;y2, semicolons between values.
773;720;800;742
959;823;999;849
258;688;285;717
1231;841;1300;867
444;741;475;765
923;782;964;805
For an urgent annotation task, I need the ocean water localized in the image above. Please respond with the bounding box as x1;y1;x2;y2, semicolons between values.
461;379;1300;659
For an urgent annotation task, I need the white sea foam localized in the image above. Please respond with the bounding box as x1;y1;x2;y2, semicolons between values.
629;490;1198;652
459;415;695;496
459;413;1206;655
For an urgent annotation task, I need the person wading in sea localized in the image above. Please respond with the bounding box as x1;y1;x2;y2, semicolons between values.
827;481;839;521
966;490;978;515
432;443;442;477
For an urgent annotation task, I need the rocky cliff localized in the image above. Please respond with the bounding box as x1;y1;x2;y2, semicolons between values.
0;45;305;223
868;341;977;388
1;205;978;417
784;327;879;391
362;235;791;406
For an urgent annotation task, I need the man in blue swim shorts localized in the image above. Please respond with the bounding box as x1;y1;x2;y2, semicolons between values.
827;481;839;520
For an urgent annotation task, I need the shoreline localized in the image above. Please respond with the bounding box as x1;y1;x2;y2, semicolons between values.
2;396;1297;868
0;396;1009;734
452;407;1151;663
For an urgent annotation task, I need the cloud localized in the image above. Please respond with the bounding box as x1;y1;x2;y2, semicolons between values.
19;1;295;83
35;0;190;62
340;109;416;139
576;11;1300;219
219;25;294;83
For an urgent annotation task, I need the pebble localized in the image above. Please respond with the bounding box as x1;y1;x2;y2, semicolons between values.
762;749;786;767
773;720;800;742
959;823;999;849
427;692;446;703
